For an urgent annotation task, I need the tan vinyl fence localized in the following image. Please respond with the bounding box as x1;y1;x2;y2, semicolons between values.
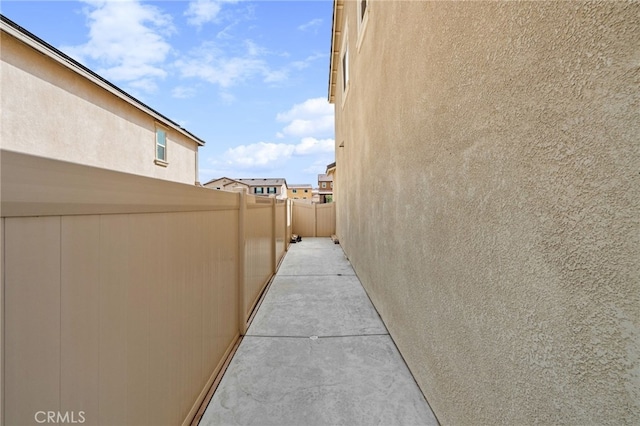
291;201;336;237
0;151;289;426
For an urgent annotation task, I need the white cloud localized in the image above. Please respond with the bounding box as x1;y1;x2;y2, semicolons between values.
219;91;236;104
128;78;158;93
185;0;238;27
61;0;174;92
281;116;334;138
303;158;334;174
171;86;197;99
276;97;334;138
294;137;334;155
211;137;334;172
175;39;289;88
276;97;334;122
291;52;326;70
176;54;265;88
263;69;289;83
298;18;322;32
224;142;295;168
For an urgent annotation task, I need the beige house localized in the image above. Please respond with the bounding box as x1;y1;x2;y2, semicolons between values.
287;184;313;201
237;178;287;199
0;15;204;185
329;1;639;425
205;177;288;199
203;177;250;193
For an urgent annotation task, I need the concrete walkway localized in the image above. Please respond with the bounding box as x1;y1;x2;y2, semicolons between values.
200;238;438;426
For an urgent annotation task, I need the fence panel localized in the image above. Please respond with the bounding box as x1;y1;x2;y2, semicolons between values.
275;200;286;264
4;216;61;425
292;201;336;237
1;151;242;426
292;201;316;236
243;195;274;321
316;203;336;237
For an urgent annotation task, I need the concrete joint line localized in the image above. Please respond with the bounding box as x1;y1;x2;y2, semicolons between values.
244;333;390;339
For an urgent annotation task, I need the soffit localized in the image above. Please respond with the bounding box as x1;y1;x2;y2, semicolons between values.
328;0;344;104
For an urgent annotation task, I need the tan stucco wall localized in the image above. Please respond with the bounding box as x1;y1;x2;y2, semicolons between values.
333;1;639;425
1;31;198;185
288;187;312;200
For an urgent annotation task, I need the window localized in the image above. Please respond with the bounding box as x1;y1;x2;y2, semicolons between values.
330;182;333;188
254;187;264;194
322;182;327;188
341;22;349;103
267;187;277;194
155;126;168;165
342;44;349;93
292;189;298;194
304;189;308;193
357;0;369;50
360;0;367;21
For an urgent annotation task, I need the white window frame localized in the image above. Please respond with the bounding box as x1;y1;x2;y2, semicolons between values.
255;187;264;194
267;187;277;194
155;125;168;166
341;24;349;107
356;0;369;51
322;182;327;188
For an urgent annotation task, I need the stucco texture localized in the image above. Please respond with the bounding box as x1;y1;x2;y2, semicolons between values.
333;1;639;425
1;30;198;184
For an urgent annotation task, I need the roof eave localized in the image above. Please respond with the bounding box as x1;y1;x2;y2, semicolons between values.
327;0;344;104
0;14;206;147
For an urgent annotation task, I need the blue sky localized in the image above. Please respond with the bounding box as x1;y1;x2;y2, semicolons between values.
1;0;335;186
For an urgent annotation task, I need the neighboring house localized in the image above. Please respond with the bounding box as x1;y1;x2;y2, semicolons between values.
238;178;287;199
202;177;250;193
326;161;336;203
317;173;333;203
0;15;205;185
287;184;313;201
329;1;638;426
239;178;288;199
204;177;287;199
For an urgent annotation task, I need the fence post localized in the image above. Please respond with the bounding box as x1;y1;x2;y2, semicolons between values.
235;188;247;335
290;200;295;238
314;203;318;237
270;195;276;275
280;198;289;252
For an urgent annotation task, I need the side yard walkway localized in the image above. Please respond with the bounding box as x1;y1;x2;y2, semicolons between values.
200;238;438;425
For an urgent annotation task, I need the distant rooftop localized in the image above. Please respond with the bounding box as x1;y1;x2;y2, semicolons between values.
318;174;333;182
289;184;313;188
237;178;287;187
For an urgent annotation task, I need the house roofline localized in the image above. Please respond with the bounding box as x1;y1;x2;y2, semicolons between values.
327;0;344;104
0;14;205;146
326;161;336;173
237;178;288;188
202;177;247;186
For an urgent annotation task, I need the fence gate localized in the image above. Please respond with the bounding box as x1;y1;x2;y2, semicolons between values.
291;201;335;237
